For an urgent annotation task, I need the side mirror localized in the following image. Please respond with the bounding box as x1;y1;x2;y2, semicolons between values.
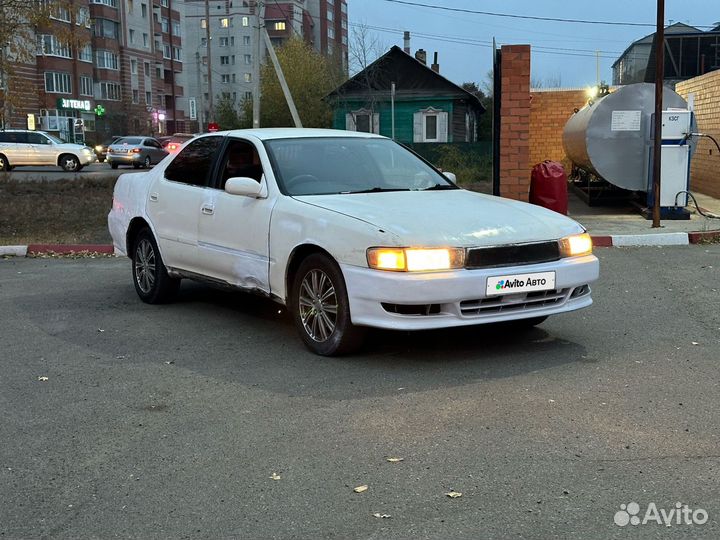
225;176;262;197
443;171;457;183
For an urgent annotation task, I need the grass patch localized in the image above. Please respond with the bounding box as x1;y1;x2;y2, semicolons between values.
0;175;116;244
432;145;492;193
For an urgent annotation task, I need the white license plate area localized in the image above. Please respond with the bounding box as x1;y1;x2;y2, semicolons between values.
486;271;556;296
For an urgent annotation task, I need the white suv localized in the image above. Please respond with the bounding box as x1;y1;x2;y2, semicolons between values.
0;130;96;172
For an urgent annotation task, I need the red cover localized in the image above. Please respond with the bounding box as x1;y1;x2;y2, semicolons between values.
529;161;568;215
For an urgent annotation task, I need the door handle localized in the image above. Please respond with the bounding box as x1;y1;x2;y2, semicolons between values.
149;193;159;202
201;205;214;215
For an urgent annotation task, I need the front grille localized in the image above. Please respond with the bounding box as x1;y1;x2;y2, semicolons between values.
465;241;560;269
459;288;570;317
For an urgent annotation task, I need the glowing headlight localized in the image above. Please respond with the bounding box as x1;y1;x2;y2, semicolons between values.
559;233;593;258
367;247;465;272
95;145;103;151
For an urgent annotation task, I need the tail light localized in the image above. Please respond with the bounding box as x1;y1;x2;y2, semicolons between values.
168;144;177;151
132;148;141;153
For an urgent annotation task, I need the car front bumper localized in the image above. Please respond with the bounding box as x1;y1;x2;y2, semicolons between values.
80;153;96;165
341;254;599;330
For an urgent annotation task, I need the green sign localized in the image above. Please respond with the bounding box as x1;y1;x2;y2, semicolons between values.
94;105;106;117
56;98;92;111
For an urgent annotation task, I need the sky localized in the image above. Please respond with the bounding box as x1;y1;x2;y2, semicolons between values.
349;0;717;90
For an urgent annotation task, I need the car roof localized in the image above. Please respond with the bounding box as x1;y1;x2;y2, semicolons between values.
206;128;387;141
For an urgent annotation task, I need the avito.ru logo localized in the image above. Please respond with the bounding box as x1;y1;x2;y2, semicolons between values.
496;277;547;290
614;502;709;527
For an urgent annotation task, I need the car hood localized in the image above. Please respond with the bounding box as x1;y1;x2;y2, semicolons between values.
293;189;584;247
61;143;92;151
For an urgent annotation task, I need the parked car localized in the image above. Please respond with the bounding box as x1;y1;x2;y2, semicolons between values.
108;129;599;355
106;136;168;169
158;133;195;154
0;129;96;172
92;136;122;162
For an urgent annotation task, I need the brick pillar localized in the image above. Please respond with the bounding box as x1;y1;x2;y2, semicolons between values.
499;45;531;201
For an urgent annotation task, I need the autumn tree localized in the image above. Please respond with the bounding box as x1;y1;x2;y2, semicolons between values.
242;37;341;128
214;95;244;130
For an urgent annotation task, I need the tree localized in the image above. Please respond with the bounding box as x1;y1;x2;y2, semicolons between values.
242;37;340;128
462;82;493;141
0;1;87;126
214;95;243;130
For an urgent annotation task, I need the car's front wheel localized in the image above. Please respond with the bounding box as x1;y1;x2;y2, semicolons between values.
291;254;365;356
59;154;80;172
131;228;180;304
0;154;10;171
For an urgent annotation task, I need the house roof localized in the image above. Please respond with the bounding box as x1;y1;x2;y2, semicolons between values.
612;22;705;68
327;46;485;112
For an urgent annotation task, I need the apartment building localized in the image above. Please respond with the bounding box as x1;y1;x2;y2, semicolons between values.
183;0;348;128
3;0;189;142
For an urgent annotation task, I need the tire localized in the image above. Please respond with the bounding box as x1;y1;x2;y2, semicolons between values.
133;163;141;169
59;154;80;172
143;156;151;168
111;163;118;169
291;253;365;356
131;228;180;304
0;154;9;171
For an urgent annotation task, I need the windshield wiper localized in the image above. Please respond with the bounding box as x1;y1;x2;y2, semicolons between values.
341;187;410;194
419;184;459;191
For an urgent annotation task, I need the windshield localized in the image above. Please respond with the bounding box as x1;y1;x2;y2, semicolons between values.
264;137;457;196
45;133;64;144
116;137;143;145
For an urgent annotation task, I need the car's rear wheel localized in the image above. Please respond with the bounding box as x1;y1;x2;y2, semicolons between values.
291;254;365;356
131;228;180;304
59;154;80;172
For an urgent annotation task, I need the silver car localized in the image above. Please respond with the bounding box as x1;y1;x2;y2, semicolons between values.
107;137;168;169
0;130;96;172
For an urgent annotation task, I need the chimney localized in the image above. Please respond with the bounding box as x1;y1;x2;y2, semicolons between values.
403;31;411;54
431;51;440;73
415;49;427;65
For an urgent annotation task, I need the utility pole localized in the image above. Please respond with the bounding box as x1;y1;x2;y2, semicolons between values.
195;51;204;131
262;29;302;127
205;0;214;124
651;0;665;228
253;1;265;128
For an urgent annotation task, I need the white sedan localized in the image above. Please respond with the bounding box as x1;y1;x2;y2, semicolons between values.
108;129;599;355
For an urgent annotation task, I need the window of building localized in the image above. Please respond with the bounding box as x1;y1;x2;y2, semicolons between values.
201;19;207;29
242;16;249;27
96;50;119;70
161;0;169;6
244;54;251;65
80;76;93;96
156;66;163;79
200;37;207;47
274;21;286;31
328;27;335;39
172;21;181;36
342;34;348;45
145;91;152;104
245;91;252;100
424;114;438;141
220;18;231;28
129;29;135;44
220;56;229;65
220;37;229;47
221;74;230;83
231;55;236;65
161;17;169;33
244;72;252;82
144;62;151;76
327;9;333;22
77;7;91;27
173;47;181;61
231;73;236;82
341;2;347;13
130;59;138;74
132;89;139;103
99;81;121;100
143;33;149;47
93;19;119;39
203;74;208;83
222;92;230;99
202;56;207;65
78;44;93;62
44;72;72;94
243;36;250;46
49;4;71;22
341;19;347;30
38;35;72;58
141;3;147;18
355;113;371;133
164;136;224;186
163;44;171;59
230;37;235;46
91;0;118;7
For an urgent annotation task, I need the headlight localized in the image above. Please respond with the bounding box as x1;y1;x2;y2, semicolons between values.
95;145;103;151
367;247;465;272
559;233;593;258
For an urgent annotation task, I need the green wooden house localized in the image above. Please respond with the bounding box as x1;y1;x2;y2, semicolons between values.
327;46;485;143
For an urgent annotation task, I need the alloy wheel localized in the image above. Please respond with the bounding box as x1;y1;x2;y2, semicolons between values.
298;269;338;342
134;238;156;294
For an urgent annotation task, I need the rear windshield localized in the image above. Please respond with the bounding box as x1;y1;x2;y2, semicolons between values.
115;137;143;145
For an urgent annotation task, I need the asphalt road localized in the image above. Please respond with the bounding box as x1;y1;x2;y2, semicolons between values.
1;246;719;539
5;163;143;182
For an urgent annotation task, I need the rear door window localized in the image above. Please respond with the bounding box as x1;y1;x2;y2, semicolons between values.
164;136;224;187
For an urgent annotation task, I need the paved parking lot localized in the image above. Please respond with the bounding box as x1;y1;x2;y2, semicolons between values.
5;163;142;182
1;246;718;539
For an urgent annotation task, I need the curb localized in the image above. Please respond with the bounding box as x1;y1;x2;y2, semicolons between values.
1;232;718;257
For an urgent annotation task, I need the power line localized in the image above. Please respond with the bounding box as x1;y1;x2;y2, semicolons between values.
379;0;715;29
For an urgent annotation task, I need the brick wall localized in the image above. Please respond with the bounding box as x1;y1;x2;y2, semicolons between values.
499;45;531;201
529;89;588;172
676;71;720;199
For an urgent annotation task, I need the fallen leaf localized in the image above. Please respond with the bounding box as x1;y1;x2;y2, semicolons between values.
270;472;281;480
691;342;699;346
548;399;555;403
386;457;404;463
37;376;49;381
164;361;174;365
97;329;105;333
353;485;368;493
372;513;392;519
445;491;462;498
